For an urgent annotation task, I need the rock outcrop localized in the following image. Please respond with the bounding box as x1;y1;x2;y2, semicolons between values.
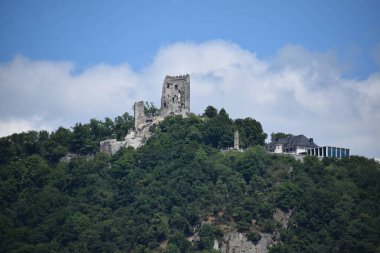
100;117;162;155
60;153;93;162
214;231;275;253
212;209;293;253
273;208;294;229
99;139;126;155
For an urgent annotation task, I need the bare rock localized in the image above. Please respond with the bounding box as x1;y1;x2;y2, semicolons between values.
273;208;294;229
99;139;126;155
217;231;275;253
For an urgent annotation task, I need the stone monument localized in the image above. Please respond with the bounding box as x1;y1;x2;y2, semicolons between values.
234;130;240;150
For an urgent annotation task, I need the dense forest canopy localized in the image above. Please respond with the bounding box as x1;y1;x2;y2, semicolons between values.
0;106;379;252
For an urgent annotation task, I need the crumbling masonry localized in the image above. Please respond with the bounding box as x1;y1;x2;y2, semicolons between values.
100;75;190;154
160;74;190;117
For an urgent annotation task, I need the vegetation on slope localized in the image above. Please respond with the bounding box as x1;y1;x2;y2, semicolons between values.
0;106;379;252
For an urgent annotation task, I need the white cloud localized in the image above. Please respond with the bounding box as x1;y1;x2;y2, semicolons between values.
0;117;51;137
0;56;141;126
0;41;379;158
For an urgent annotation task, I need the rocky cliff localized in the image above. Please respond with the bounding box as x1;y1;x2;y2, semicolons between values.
100;117;161;154
212;208;293;253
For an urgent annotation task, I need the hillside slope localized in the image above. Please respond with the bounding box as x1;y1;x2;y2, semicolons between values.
1;109;379;252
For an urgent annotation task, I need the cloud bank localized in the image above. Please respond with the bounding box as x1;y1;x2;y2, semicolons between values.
0;40;379;158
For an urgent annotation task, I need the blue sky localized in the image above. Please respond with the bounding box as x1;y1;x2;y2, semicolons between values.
0;0;380;158
1;0;379;74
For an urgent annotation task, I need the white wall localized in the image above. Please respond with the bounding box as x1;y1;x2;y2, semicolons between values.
295;147;307;155
274;144;283;153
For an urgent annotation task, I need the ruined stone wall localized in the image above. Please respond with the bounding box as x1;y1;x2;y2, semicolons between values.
134;101;146;130
100;74;191;155
160;75;190;117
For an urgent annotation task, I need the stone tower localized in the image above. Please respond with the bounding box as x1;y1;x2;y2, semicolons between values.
234;130;240;150
160;75;190;117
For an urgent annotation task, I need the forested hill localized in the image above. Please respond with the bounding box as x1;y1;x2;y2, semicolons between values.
1;107;380;252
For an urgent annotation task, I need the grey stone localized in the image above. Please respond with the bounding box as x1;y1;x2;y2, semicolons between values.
160;74;190;118
60;153;93;162
273;208;294;229
60;153;78;162
234;130;240;150
100;74;191;155
134;101;146;130
217;231;275;253
99;139;125;155
214;209;294;253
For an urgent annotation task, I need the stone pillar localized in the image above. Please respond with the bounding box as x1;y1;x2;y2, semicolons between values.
234;130;240;150
134;101;145;130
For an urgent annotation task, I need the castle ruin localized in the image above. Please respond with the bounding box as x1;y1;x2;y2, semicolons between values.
161;74;190;117
134;75;190;129
100;75;190;154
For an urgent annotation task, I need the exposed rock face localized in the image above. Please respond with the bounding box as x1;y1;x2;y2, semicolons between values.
100;117;162;154
214;231;275;253
213;209;294;253
99;120;156;155
124;116;163;148
273;208;294;229
60;153;79;162
99;139;125;155
60;153;93;162
100;74;190;155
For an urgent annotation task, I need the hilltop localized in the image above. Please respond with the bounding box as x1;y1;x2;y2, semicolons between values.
0;108;380;252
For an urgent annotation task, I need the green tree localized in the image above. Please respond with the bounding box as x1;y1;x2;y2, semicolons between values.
114;112;134;140
144;102;160;117
198;224;222;250
201;108;234;148
70;123;93;154
270;132;292;141
235;118;267;147
204;106;218;118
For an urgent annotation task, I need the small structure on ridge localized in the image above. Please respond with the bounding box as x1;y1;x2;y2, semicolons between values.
266;134;350;158
234;130;240;150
